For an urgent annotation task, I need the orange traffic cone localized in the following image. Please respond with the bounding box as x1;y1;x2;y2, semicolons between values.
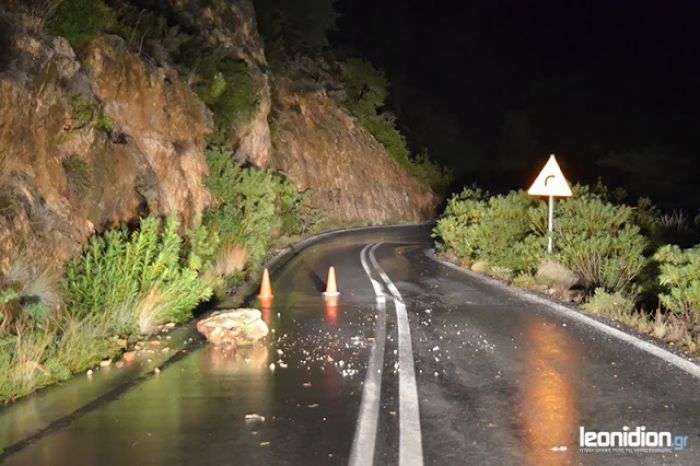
323;266;340;297
323;266;339;311
258;268;274;308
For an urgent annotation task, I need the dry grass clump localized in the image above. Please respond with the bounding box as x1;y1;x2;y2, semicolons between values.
1;257;63;335
0;328;55;401
51;315;118;372
203;243;249;297
7;259;63;310
131;288;169;336
209;243;249;278
581;289;699;357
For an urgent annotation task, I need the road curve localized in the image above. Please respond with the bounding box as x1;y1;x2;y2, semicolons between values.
1;225;699;465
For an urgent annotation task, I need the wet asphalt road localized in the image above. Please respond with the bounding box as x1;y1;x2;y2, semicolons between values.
1;225;700;465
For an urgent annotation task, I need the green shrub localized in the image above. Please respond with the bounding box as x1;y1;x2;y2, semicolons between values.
203;147;315;270
433;186;487;263
654;244;700;319
434;184;648;293
47;0;113;49
364;112;411;165
185;217;221;273
109;1;192;61
541;187;648;292
582;288;636;317
434;187;543;272
62;215;211;326
208;61;259;142
96;115;114;132
340;59;408;162
634;197;663;240
203;147;275;267
474;191;542;272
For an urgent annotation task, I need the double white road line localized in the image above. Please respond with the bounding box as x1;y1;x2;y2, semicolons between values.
349;243;423;466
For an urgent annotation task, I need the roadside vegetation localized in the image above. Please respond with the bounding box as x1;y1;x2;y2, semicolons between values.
0;146;317;403
433;182;700;356
201;147;318;293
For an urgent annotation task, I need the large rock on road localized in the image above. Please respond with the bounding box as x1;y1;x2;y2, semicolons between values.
196;309;269;348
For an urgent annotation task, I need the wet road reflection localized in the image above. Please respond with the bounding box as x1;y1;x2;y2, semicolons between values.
521;317;580;465
325;299;339;326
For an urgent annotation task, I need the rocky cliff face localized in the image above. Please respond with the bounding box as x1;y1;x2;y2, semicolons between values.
0;0;435;272
0;12;213;270
270;76;436;224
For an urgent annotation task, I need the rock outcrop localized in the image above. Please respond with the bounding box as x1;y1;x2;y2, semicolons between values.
196;309;269;347
168;0;272;167
0;12;214;271
84;35;214;217
269;76;437;224
165;1;436;223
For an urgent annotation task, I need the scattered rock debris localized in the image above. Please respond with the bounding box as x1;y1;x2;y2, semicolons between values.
245;414;266;426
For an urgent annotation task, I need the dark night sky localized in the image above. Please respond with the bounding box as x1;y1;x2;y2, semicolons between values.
332;0;700;207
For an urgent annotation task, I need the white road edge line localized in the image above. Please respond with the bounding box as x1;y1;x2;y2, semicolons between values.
349;244;388;466
370;243;424;466
425;249;700;379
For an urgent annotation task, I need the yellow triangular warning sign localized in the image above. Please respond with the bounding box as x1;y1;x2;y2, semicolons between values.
527;154;573;197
